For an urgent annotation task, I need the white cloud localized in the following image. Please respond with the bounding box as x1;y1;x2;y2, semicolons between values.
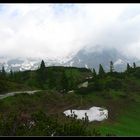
0;4;140;59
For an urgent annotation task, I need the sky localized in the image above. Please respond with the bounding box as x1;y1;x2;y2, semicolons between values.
0;4;140;59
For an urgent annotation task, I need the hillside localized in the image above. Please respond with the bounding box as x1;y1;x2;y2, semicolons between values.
0;62;92;94
0;60;140;136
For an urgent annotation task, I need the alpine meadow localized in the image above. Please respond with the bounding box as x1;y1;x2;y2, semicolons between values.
0;4;140;136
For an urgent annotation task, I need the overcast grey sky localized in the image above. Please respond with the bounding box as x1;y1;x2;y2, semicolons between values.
0;4;140;59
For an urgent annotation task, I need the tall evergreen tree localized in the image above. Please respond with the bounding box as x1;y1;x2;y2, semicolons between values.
92;68;97;77
61;71;68;91
37;60;47;88
40;60;45;69
2;66;6;75
99;64;105;77
133;62;136;69
127;63;130;71
110;61;114;73
9;69;14;80
10;69;13;76
1;66;6;79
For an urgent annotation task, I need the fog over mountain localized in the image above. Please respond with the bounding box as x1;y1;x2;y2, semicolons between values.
64;47;139;72
0;4;140;71
0;47;139;72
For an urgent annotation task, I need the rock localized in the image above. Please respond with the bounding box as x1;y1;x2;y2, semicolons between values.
78;81;88;88
67;90;74;94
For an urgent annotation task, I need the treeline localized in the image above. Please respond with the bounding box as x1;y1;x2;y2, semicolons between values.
0;60;92;93
77;61;140;95
92;61;137;77
0;59;139;94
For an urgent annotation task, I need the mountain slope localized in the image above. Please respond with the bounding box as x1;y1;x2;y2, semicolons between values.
0;48;139;72
64;48;138;72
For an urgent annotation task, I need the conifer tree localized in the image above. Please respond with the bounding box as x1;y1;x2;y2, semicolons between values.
10;69;13;75
10;69;14;80
40;60;45;69
133;62;136;69
1;66;6;79
99;64;105;77
2;66;5;75
110;61;114;73
92;68;97;77
127;63;130;71
38;60;46;88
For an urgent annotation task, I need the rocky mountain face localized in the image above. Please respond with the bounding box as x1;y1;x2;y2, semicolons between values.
64;48;138;72
0;48;139;72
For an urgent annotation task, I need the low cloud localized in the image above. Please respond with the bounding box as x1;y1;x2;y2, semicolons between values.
0;4;140;59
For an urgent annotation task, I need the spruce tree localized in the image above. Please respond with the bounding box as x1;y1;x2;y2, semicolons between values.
110;61;114;73
10;69;14;80
38;60;46;88
99;64;105;77
127;63;130;71
10;69;13;75
133;62;136;69
2;66;5;75
92;68;97;77
1;66;6;79
40;60;45;69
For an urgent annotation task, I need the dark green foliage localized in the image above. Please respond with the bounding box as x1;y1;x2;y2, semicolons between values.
104;77;123;90
61;71;69;91
110;61;114;73
133;62;136;69
0;110;102;136
0;61;140;95
92;68;97;77
127;63;131;71
48;70;56;89
40;60;45;70
132;67;140;78
0;80;9;94
2;66;6;77
10;69;14;79
0;66;6;81
93;79;104;91
37;61;47;88
99;64;105;77
0;62;92;93
0;112;19;136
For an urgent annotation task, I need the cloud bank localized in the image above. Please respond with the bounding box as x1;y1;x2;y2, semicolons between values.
0;4;140;59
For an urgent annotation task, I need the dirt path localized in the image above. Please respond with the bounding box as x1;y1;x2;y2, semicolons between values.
0;90;42;100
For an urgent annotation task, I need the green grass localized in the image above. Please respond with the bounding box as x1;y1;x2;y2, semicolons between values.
87;102;140;136
0;89;140;136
